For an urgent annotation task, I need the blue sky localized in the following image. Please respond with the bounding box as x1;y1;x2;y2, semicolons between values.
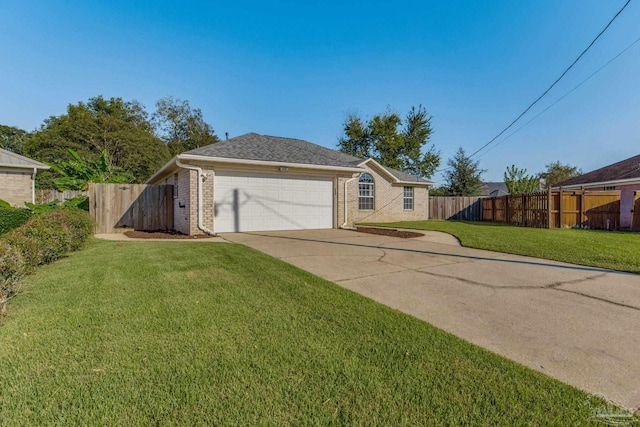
1;0;638;183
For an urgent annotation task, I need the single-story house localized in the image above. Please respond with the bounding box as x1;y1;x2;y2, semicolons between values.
0;148;49;207
147;133;434;234
555;154;640;229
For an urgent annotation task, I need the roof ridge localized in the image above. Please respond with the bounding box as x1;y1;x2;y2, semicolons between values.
263;134;362;165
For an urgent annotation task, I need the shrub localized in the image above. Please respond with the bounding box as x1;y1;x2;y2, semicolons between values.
0;242;26;316
0;207;32;235
4;214;72;268
45;210;94;251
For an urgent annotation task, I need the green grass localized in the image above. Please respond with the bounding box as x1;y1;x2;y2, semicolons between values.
368;220;640;274
0;239;614;425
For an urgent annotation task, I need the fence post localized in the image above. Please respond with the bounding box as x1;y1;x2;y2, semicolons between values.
547;187;552;228
558;187;563;229
579;186;585;228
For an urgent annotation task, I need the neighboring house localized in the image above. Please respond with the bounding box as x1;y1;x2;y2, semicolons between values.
147;133;434;234
0;148;49;207
480;182;508;197
555;154;640;229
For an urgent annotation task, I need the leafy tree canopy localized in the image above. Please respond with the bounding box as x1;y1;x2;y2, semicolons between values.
153;97;219;156
337;106;440;178
443;147;485;196
0;125;28;154
539;161;582;189
49;149;133;191
504;164;540;194
23;96;171;187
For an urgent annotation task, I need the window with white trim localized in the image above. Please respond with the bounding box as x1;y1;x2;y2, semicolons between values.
604;186;616;191
403;186;414;210
358;173;375;210
174;173;179;198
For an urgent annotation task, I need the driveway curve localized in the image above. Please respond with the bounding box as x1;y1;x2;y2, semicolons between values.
222;229;640;410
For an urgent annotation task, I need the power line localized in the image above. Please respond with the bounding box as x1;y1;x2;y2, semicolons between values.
436;0;632;174
477;35;640;160
467;0;631;160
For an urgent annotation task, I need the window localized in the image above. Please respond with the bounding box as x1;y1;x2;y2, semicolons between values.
358;173;375;210
403;186;414;210
604;186;616;191
174;173;179;198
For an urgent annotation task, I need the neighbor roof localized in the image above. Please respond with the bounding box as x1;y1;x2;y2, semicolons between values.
480;182;509;197
185;133;363;169
557;154;640;187
0;148;49;169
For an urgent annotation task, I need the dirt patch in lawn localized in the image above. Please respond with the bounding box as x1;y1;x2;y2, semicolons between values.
124;230;214;239
356;226;423;239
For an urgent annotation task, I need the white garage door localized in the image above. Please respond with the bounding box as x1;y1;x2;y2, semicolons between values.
214;172;334;232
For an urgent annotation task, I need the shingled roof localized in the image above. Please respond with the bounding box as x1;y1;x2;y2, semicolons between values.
184;133;432;184
557;154;640;187
185;133;363;169
0;148;49;169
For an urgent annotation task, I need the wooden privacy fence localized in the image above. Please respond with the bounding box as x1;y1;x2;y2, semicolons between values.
35;189;88;204
633;191;640;231
482;190;621;230
429;196;484;221
88;183;174;234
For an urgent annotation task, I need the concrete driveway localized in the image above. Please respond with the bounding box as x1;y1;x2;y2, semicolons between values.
223;229;640;410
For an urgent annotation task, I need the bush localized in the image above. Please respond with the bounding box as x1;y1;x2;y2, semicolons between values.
0;210;93;316
44;210;94;251
0;242;26;315
0;207;32;235
4;215;72;268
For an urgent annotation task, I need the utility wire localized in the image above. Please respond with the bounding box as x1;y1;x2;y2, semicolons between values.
436;0;632;174
467;0;631;159
477;34;640;160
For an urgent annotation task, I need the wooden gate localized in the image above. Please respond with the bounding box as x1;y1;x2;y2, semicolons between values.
89;183;174;234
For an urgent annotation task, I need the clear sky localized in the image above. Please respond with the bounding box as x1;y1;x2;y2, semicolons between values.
1;0;638;183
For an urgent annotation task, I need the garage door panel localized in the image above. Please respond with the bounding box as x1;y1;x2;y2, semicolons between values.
214;172;333;232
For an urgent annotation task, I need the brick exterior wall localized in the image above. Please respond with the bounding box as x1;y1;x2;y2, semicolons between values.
0;169;33;207
156;161;430;234
342;163;428;227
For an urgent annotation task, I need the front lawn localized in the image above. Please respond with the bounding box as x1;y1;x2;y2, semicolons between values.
369;220;640;274
0;239;611;425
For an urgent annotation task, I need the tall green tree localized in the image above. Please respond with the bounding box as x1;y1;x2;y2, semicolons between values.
153;97;219;155
337;105;440;178
504;165;540;194
24;96;171;187
443;147;485;196
539;161;582;189
0;125;28;154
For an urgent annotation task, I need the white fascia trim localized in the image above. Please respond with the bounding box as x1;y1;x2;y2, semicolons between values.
552;177;640;189
358;158;399;182
393;181;434;187
358;158;435;187
145;157;179;184
0;164;50;170
177;154;365;173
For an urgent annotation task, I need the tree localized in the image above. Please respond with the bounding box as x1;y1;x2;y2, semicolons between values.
0;125;28;154
539;161;582;189
153;97;219;155
337;105;440;178
504;165;540;194
24;96;171;187
49;149;133;191
443;147;485;196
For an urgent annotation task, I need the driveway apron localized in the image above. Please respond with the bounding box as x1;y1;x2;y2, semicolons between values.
222;229;640;410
